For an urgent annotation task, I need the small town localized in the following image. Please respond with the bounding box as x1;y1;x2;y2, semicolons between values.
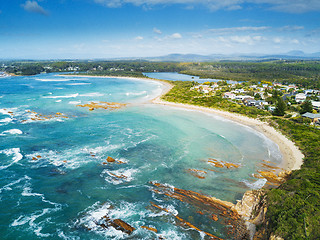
192;80;320;127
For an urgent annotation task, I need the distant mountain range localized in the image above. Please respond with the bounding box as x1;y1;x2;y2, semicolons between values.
142;51;320;62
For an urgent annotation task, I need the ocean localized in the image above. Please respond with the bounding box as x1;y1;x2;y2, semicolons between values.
0;73;282;239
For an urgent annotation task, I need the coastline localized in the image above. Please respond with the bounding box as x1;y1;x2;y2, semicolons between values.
151;80;303;171
60;74;304;172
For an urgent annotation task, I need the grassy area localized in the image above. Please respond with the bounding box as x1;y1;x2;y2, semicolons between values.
264;118;320;239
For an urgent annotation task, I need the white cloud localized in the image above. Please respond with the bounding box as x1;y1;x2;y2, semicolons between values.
170;33;182;39
153;27;162;34
93;0;320;13
208;26;270;34
135;36;144;40
273;37;282;43
21;1;49;15
278;25;304;32
290;39;300;44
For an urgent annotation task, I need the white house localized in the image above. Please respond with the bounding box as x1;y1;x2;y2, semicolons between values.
312;101;320;111
223;92;236;99
295;93;307;103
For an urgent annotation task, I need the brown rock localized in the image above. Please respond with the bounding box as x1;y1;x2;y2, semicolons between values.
110;219;135;235
212;214;219;221
141;226;158;233
107;156;116;162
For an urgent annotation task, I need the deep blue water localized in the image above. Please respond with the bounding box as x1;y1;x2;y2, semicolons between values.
0;73;281;239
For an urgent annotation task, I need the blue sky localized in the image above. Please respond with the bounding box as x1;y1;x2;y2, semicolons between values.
1;0;320;59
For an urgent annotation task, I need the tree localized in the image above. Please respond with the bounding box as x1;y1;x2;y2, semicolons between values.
299;100;313;114
273;98;286;116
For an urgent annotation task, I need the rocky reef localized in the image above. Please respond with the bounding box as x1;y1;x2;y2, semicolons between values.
77;101;127;111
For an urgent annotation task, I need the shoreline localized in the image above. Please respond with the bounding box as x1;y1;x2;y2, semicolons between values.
60;74;304;171
150;80;304;172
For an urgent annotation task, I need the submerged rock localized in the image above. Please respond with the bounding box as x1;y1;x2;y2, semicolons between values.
77;101;127;111
141;225;158;233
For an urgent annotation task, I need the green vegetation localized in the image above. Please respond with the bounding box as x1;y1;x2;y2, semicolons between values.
162;81;270;118
181;61;320;88
264;118;320;239
0;60;186;76
300;100;314;114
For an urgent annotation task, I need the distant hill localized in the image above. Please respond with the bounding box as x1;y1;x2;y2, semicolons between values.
144;51;320;62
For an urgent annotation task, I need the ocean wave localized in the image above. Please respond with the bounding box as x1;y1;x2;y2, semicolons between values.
43;93;79;99
0;117;13;125
0;148;23;170
0;129;23;136
0;176;31;199
125;91;147;96
67;83;91;86
68;100;81;105
9;178;63;237
102;168;139;185
26;144;124;169
79;92;104;97
36;78;72;82
242;178;267;190
0;107;17;116
76;201;147;239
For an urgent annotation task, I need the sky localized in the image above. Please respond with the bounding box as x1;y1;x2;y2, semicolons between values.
0;0;320;59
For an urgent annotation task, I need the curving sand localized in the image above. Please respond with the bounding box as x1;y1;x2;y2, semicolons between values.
60;74;304;171
150;79;304;171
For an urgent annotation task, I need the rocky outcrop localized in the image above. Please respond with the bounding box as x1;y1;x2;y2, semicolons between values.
77;101;127;111
97;215;135;235
149;181;250;239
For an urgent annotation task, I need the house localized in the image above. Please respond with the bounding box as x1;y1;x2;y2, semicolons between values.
223;92;236;99
312;101;320;111
295;93;307;103
235;95;252;100
302;112;320;124
268;106;276;112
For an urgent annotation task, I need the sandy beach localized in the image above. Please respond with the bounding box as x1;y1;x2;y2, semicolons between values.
61;74;304;171
151;79;304;172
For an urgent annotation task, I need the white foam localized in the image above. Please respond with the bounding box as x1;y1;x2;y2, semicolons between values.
36;78;72;82
0;108;17;116
55;100;62;103
69;100;81;105
1;129;23;136
43;93;79;99
125;91;147;96
242;178;267;190
67;83;91;86
0;176;30;198
0;148;23;170
79;92;104;97
0;117;13;125
102;168;139;185
76;201;146;238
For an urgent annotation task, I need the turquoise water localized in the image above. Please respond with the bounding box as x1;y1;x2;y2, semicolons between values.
0;73;281;239
144;72;238;84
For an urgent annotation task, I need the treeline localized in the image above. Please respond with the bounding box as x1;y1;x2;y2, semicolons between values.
181;61;320;89
0;60;186;76
263;117;320;239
